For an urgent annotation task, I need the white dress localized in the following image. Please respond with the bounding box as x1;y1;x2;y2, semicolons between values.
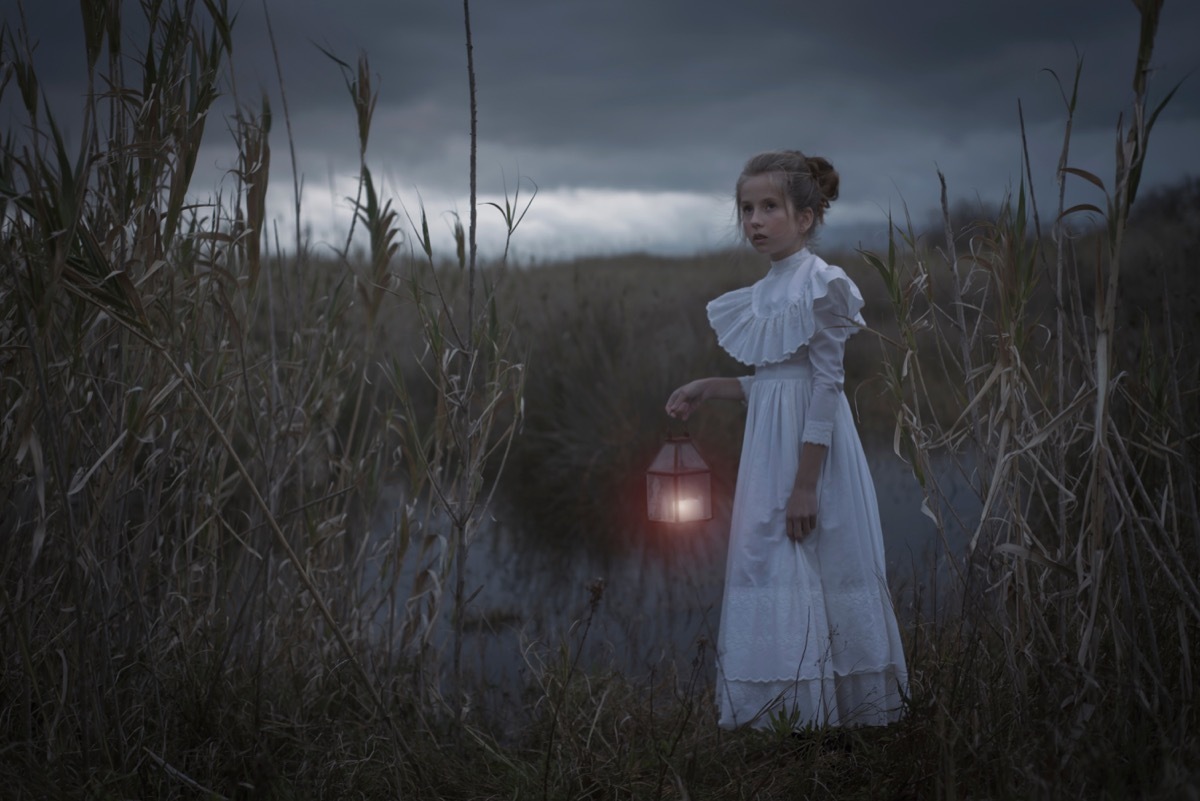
706;247;908;730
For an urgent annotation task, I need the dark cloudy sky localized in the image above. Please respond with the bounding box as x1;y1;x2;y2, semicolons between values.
10;0;1200;260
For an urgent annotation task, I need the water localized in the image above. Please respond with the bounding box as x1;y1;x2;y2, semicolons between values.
368;443;980;708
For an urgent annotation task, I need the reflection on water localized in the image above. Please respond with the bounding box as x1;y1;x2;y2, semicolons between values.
372;444;980;702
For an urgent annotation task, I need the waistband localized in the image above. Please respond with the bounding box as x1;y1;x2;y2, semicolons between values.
754;359;812;380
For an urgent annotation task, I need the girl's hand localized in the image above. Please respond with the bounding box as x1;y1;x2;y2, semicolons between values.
665;380;706;420
786;485;819;541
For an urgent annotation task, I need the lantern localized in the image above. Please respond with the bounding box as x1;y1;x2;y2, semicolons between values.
646;434;712;523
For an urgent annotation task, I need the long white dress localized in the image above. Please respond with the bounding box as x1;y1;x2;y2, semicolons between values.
706;247;908;730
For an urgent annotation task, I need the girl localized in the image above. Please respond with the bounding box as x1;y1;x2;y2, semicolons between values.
666;150;907;730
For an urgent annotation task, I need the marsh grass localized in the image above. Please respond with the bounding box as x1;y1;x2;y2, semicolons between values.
0;0;505;792
1;1;1198;799
853;3;1200;794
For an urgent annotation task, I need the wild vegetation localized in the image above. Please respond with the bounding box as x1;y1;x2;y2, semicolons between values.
1;1;1197;799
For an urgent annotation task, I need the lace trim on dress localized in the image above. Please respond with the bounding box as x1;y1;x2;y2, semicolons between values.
718;584;902;683
706;249;866;367
801;420;835;448
717;669;906;729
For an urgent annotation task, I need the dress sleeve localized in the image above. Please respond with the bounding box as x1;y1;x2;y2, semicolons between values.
737;374;754;401
801;280;862;446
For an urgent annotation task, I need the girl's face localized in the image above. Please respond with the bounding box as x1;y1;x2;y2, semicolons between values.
739;173;813;261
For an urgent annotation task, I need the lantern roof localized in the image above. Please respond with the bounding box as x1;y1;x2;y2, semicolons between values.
647;435;709;475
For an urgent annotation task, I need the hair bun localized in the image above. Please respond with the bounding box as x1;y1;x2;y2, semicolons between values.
805;156;840;209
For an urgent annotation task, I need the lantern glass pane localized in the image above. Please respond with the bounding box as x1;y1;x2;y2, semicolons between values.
674;440;707;471
646;473;679;522
648;442;680;473
676;472;712;522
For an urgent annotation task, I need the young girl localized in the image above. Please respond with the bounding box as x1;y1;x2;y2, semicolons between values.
666;150;907;730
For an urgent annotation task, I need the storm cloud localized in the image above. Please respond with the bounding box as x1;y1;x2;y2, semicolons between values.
8;0;1199;258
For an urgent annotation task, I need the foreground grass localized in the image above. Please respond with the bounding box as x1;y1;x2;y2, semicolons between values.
4;599;1195;800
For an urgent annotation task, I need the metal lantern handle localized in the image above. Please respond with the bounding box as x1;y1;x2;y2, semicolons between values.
665;416;690;440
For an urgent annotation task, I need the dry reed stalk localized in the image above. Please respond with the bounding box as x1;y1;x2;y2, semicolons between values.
0;1;451;793
861;1;1198;792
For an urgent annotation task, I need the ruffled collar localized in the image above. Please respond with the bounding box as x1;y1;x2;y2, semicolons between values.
705;248;864;366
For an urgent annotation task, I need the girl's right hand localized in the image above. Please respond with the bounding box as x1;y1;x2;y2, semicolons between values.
665;380;706;420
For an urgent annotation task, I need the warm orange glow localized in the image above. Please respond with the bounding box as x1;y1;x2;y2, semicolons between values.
676;497;701;521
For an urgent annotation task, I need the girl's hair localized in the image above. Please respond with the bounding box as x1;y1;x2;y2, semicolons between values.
736;150;840;228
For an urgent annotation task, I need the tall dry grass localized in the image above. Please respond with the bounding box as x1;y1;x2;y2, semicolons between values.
856;1;1200;794
0;1;521;795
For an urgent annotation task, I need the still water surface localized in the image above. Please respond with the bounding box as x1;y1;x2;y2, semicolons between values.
372;445;980;705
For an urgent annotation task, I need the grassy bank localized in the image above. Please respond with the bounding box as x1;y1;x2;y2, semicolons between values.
2;2;1198;799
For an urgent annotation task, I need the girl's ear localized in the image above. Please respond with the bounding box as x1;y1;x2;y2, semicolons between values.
796;207;815;234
